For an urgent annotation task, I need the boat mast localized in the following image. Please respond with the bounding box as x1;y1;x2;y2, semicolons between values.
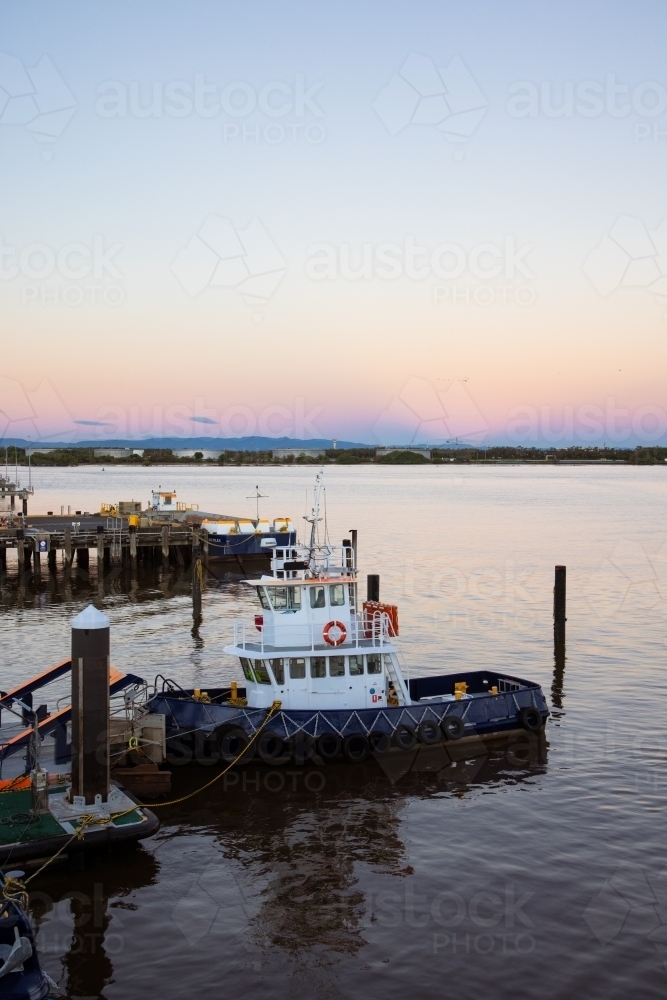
304;472;324;572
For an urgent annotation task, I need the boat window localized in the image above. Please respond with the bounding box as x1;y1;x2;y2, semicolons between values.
329;656;345;677
272;586;301;610
329;584;345;607
272;587;288;610
348;655;364;675
268;659;284;684
366;654;382;675
289;587;301;609
310;586;326;609
310;656;326;678
276;549;284;558
253;661;272;684
257;588;270;610
240;657;256;682
289;658;306;679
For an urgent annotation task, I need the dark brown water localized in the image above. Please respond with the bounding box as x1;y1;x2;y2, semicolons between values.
1;465;666;999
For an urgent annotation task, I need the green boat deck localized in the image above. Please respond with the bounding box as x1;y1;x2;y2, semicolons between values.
0;786;142;848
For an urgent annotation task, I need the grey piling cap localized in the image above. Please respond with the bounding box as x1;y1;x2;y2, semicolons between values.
71;605;110;630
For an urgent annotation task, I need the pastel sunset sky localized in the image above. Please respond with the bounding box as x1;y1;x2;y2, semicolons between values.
1;0;666;446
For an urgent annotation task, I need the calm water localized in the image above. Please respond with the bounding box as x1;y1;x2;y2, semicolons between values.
1;464;666;999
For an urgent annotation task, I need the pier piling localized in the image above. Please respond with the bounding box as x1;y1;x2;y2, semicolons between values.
17;530;24;571
64;527;72;570
161;526;169;567
0;540;5;572
97;525;104;568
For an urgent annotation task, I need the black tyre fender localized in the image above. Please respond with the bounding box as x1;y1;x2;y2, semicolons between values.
519;707;543;732
393;724;418;750
369;731;392;755
257;729;290;765
316;733;342;761
290;733;316;764
343;733;370;763
417;719;442;745
218;726;256;764
441;716;465;741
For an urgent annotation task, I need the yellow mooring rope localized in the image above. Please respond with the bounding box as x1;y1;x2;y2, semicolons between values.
16;699;283;888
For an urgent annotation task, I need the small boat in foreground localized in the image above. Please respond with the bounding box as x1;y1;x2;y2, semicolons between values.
143;474;549;764
0;875;55;1000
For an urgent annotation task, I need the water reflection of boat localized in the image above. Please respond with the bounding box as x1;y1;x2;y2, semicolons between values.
159;732;547;956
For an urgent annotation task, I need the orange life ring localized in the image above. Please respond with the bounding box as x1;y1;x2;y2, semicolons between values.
323;620;347;647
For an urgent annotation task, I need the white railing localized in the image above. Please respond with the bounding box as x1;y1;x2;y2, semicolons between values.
232;611;393;653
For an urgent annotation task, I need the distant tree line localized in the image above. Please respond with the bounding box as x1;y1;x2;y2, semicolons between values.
1;444;666;467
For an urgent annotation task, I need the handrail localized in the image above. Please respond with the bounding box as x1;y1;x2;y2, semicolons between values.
231;611;393;653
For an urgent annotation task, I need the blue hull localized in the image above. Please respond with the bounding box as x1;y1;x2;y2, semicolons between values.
147;670;549;761
206;530;296;558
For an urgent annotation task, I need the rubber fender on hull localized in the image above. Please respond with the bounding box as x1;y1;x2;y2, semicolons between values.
291;733;316;764
417;720;442;745
317;733;342;761
343;734;370;763
369;731;392;754
218;727;256;764
257;730;290;765
393;724;418;750
519;707;544;732
441;716;465;741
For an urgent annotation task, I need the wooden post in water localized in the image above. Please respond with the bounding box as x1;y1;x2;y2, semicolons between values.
129;525;137;568
70;605;110;805
48;541;57;574
17;529;25;572
553;565;566;643
0;540;6;572
64;527;72;571
33;542;41;577
192;530;202;624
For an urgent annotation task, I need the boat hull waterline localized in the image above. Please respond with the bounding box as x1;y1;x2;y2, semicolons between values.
147;670;549;765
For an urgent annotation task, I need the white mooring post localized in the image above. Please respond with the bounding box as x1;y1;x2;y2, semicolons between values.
69;605;111;806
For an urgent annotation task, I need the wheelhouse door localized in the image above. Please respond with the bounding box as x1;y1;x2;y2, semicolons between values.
286;656;308;709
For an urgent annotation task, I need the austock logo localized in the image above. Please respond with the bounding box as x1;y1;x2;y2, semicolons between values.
373;52;488;158
583;214;667;317
0;53;76;157
373;376;488;447
171;215;287;308
584;862;667;972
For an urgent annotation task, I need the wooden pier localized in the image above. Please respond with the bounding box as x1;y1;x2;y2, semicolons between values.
0;515;208;574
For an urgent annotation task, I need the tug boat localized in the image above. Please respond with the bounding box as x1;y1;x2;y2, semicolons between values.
145;475;549;763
